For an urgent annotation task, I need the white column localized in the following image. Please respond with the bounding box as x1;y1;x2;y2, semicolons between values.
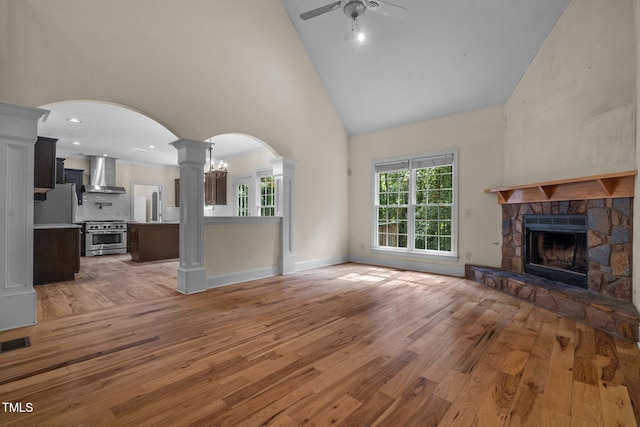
0;102;48;331
171;138;208;294
271;157;298;275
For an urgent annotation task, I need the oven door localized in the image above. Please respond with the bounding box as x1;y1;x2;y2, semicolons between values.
85;230;127;256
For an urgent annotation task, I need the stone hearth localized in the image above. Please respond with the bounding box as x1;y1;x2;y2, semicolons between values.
465;265;639;342
479;174;639;342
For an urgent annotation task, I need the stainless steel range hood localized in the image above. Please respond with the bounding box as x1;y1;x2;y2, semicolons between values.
82;156;126;194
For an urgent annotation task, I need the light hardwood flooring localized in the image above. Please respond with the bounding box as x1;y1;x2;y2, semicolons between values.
0;255;638;426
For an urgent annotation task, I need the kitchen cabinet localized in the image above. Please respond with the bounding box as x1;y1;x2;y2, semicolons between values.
174;178;180;207
34;136;58;195
205;174;227;205
64;168;84;205
129;222;179;262
34;224;81;285
56;158;65;184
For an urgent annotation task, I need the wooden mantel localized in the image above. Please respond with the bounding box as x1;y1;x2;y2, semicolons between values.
485;171;637;204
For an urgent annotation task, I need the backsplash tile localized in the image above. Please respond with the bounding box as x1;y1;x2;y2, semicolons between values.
77;193;131;222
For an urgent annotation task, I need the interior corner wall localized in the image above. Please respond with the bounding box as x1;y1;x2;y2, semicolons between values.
503;0;636;186
348;105;505;275
0;0;350;268
634;0;640;313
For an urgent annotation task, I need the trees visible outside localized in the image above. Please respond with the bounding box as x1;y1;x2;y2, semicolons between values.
237;184;249;216
376;159;454;254
260;176;275;216
414;165;453;251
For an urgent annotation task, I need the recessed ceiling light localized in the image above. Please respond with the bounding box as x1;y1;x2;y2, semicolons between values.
148;145;156;149
67;117;81;123
356;32;365;42
102;153;108;156
71;141;81;145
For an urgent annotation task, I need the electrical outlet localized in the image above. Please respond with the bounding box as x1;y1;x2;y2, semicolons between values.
465;252;471;261
464;209;471;217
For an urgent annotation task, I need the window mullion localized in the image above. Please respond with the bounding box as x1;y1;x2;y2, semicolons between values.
408;166;416;251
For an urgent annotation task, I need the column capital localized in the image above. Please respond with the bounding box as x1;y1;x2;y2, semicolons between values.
271;157;299;177
171;138;209;165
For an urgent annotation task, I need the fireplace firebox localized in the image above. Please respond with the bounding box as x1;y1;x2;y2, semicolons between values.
524;214;588;289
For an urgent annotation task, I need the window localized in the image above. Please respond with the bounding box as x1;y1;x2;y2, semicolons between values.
237;183;249;216
374;151;457;257
257;169;275;216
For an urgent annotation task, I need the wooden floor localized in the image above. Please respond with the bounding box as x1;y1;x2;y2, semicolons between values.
0;256;638;426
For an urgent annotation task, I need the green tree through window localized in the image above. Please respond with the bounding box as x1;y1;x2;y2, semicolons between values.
374;153;456;255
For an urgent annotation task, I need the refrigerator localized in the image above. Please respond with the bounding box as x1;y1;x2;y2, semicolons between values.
34;183;78;224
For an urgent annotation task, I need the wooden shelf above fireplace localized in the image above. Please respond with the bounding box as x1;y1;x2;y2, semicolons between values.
485;170;637;204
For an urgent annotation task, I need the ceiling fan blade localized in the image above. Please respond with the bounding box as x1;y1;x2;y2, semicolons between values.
300;1;342;20
369;0;407;19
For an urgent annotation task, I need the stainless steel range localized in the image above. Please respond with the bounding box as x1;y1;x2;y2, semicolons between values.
83;220;127;256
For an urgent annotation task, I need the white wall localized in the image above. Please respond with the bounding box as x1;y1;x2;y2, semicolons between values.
349;106;505;275
204;221;280;278
634;0;640;313
0;0;350;267
503;0;636;186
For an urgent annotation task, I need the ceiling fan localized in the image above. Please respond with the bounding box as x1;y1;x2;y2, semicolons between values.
300;0;407;40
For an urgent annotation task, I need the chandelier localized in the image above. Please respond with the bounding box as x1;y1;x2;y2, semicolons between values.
204;143;227;205
205;143;227;179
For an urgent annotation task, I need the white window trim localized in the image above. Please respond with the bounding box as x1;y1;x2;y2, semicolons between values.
232;175;254;216
256;167;274;217
371;148;459;261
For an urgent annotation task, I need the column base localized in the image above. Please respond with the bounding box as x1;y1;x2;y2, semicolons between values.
282;254;296;275
176;267;207;295
0;290;37;331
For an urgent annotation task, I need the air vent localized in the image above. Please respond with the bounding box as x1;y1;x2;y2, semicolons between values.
0;337;31;353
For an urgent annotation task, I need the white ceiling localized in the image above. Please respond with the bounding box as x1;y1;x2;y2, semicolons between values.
39;101;268;167
281;0;570;135
38;1;570;164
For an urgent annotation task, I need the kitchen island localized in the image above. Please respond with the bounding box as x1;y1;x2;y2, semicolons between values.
34;224;81;285
128;222;179;262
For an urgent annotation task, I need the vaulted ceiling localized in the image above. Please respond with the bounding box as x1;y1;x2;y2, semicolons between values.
280;0;570;135
39;0;571;164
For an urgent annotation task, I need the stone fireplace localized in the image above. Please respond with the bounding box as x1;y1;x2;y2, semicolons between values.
502;199;632;301
466;171;639;342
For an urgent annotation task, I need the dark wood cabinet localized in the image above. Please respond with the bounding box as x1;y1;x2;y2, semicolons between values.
56;158;65;184
34;226;81;285
64;168;84;205
129;223;179;262
205;173;227;205
174;178;180;207
34;136;58;194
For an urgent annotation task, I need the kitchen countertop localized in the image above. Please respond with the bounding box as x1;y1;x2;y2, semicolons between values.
128;222;179;225
34;223;82;230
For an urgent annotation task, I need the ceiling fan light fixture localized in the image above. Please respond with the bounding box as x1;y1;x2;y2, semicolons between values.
343;0;367;19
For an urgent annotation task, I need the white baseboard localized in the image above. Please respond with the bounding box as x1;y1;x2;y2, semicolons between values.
204;254;462;290
348;255;465;277
205;256;350;290
207;266;280;289
295;256;350;272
